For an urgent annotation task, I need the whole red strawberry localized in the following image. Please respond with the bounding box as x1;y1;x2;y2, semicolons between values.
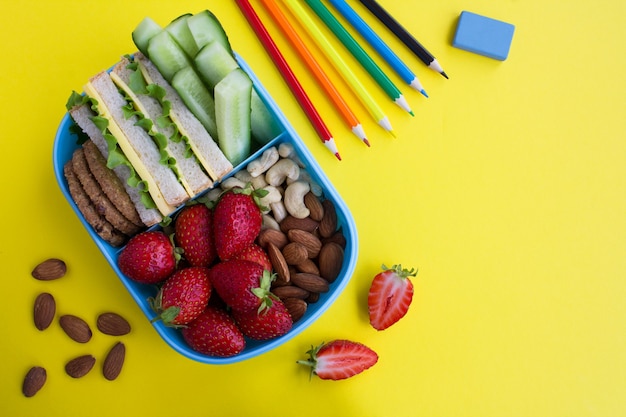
297;339;378;380
232;243;272;271
182;305;245;357
233;299;292;340
209;259;275;313
117;231;177;284
174;204;216;267
368;264;417;330
213;186;264;260
150;266;212;326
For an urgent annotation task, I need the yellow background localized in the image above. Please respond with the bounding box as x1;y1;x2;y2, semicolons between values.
1;0;625;416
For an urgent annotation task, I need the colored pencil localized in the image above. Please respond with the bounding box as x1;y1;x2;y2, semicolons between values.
235;0;341;161
304;0;413;115
260;0;370;146
327;0;428;97
281;0;394;134
358;0;448;78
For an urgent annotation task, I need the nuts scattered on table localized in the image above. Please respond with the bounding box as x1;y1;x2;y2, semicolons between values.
59;314;93;343
22;366;47;397
65;354;96;378
33;292;56;331
103;341;126;381
97;312;132;336
31;258;67;281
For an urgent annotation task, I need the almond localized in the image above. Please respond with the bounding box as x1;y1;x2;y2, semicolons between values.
33;292;56;331
22;366;46;397
304;192;324;221
59;314;92;343
291;273;329;293
283;298;307;323
322;228;347;248
272;285;310;300
257;228;289;250
306;292;320;304
279;215;319;234
287;229;322;258
31;258;66;281
282;242;308;265
65;354;96;378
319;200;337;238
318;242;344;283
267;242;290;284
103;341;125;381
295;259;320;275
97;312;131;336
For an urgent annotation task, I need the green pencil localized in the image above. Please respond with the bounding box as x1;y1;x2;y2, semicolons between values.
304;0;413;116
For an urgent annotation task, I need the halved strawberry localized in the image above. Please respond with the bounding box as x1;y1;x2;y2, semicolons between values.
367;264;417;331
181;305;245;357
297;339;378;380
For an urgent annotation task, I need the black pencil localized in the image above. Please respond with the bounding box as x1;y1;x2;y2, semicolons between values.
358;0;448;78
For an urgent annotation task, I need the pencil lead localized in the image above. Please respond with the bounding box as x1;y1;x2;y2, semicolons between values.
441;71;449;79
388;129;396;138
409;110;415;117
363;138;371;147
335;152;342;161
420;89;429;98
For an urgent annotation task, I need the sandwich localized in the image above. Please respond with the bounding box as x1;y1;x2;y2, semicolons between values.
65;53;234;246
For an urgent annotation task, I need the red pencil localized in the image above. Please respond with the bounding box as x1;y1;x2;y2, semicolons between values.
235;0;341;161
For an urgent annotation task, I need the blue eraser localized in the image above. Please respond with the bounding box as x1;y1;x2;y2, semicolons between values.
452;11;515;61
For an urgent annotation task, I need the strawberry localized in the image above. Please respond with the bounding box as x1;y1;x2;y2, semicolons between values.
150;266;211;326
174;204;216;267
232;243;272;271
212;186;265;260
181;305;245;357
232;298;292;340
208;259;275;313
117;231;177;284
297;340;378;380
367;264;417;331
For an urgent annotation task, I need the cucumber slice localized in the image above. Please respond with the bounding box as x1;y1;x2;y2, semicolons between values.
171;66;218;140
165;14;198;58
187;10;233;55
214;68;252;166
147;30;191;82
194;42;280;144
195;41;240;90
132;17;163;57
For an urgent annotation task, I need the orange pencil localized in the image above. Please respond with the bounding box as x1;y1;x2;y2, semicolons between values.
260;0;369;146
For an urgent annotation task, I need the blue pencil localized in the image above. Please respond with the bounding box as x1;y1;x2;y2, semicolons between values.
327;0;428;98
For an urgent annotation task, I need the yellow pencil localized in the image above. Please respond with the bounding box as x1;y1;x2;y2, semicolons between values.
281;0;393;133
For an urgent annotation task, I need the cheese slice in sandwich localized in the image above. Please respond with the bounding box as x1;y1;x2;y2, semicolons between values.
110;56;213;197
134;52;233;182
68;103;163;227
84;71;188;216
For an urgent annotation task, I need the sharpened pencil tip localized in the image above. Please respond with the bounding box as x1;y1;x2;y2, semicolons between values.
421;89;429;98
335;152;342;161
363;138;371;147
388;130;396;138
441;71;449;79
409;110;415;117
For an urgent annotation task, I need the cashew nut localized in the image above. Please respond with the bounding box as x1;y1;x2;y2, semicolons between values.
284;181;311;219
234;169;255;185
278;142;304;167
247;146;279;177
204;187;223;205
258;186;282;214
266;158;300;187
287;169;323;197
270;201;288;223
220;176;247;191
250;174;268;190
262;214;281;231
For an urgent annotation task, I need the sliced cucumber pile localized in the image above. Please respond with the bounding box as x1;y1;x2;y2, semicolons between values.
131;10;280;166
